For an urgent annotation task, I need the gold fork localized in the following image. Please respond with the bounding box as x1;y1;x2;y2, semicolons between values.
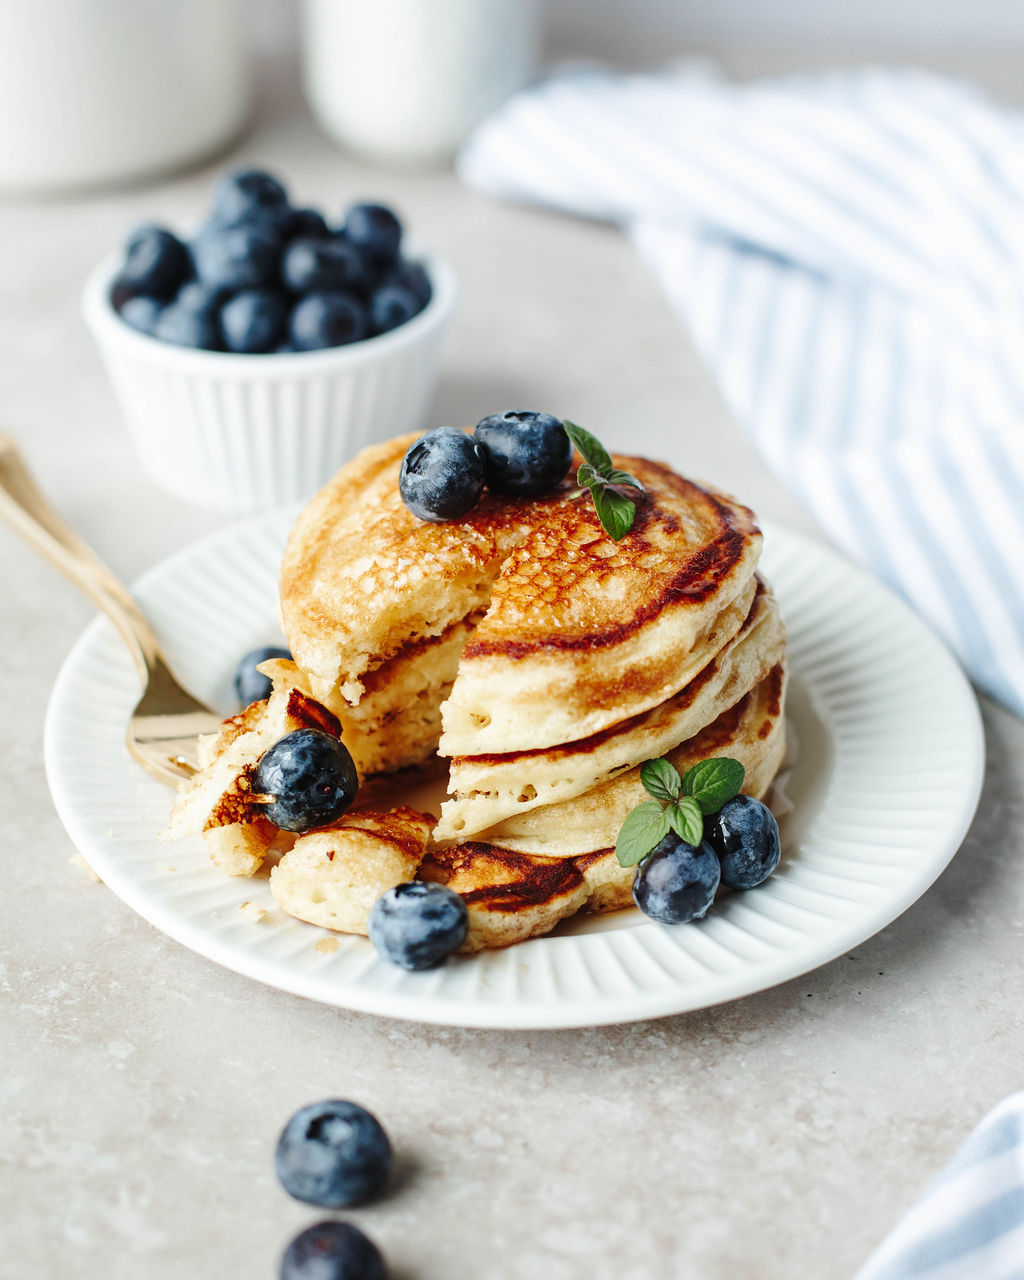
0;433;222;785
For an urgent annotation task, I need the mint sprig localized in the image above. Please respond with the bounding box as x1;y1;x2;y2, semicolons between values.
615;755;746;868
563;420;645;542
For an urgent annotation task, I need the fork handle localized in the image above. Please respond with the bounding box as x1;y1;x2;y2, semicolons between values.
0;433;162;683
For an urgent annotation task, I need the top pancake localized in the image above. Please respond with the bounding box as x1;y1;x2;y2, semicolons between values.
281;431;762;753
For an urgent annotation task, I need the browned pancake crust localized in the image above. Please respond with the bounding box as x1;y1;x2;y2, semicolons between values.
462;462;755;659
421;843;585;912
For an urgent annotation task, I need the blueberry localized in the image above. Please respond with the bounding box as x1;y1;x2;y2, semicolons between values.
385;259;431;309
368;882;469;970
193;224;279;292
220;289;288;354
153;291;222;350
473;411;572;498
369;284;420;335
282;238;367;296
279;1220;386;1280
234;645;291;704
176;281;228;310
343;203;402;266
211;167;290;230
399;428;486;522
632;834;721;925
275;1100;392;1209
118;295;162;335
254;729;358;833
286;207;331;241
289;292;367;350
113;224;192;303
704;795;781;890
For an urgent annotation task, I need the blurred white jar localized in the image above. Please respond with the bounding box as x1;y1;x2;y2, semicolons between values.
303;0;540;165
0;0;250;193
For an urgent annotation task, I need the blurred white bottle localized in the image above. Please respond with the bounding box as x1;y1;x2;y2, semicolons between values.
302;0;541;166
0;0;250;193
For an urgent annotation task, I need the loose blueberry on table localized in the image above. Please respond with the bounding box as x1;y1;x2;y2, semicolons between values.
234;644;291;705
279;1220;387;1280
108;167;432;353
276;1099;392;1209
368;881;469;970
253;728;358;833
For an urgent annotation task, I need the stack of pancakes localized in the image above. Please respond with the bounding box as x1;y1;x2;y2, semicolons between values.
164;432;787;951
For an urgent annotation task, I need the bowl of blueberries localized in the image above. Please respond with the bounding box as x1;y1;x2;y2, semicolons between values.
83;167;457;514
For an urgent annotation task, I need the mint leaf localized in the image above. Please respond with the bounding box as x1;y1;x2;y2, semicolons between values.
682;757;746;815
640;758;682;804
576;462;602;489
615;800;671;867
563;420;612;474
666;796;704;846
590;484;636;541
604;468;646;492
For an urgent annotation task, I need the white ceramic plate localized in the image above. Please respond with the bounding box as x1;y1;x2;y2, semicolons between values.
44;516;984;1029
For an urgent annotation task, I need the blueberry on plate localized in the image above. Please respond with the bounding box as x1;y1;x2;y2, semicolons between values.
192;224;279;292
632;833;721;925
112;224;192;303
253;729;358;833
280;1220;386;1280
399;427;486;522
118;295;162;336
343;203;402;266
286;207;331;242
368;881;469;970
704;795;781;890
473;410;572;498
153;289;222;350
276;1100;392;1209
234;645;291;704
289;291;367;350
211;167;290;231
220;289;288;354
282;237;367;296
369;283;420;335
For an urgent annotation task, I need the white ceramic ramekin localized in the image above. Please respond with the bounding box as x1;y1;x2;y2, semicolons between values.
82;254;457;514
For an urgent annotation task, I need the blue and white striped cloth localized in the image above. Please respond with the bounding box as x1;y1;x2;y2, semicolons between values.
854;1092;1024;1280
459;64;1024;718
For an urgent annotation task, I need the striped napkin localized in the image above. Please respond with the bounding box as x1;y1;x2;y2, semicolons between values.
458;64;1024;718
854;1092;1024;1280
